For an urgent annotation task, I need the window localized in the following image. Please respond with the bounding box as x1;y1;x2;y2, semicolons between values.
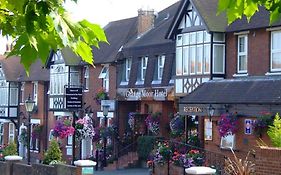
84;66;89;91
0;123;3;145
69;67;80;86
213;44;225;74
204;119;212;140
271;31;281;71
30;120;41;152
237;35;248;73
0;80;8;106
8;123;15;143
220;134;235;149
158;55;165;80
176;31;212;75
141;56;148;81
125;58;132;82
50;64;68;95
20;82;25;104
9;82;18;106
33;82;38;105
99;66;109;92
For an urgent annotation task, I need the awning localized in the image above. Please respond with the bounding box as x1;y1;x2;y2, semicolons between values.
179;78;281;116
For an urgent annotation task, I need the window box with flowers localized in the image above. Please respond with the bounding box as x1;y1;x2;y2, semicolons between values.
52;119;75;139
94;89;109;104
218;113;238;149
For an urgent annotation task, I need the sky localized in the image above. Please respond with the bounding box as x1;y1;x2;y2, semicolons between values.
65;0;179;27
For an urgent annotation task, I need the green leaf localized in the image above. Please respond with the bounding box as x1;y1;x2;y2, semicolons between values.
20;44;37;75
218;0;232;13
74;40;93;65
270;7;281;24
245;0;259;21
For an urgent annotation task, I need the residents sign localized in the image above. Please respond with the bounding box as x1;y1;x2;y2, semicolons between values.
66;87;83;109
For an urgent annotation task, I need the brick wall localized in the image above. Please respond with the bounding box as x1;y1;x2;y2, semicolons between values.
255;146;281;175
226;29;270;78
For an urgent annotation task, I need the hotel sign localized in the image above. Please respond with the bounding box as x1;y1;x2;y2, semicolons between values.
179;104;206;116
66;87;83;109
125;88;168;99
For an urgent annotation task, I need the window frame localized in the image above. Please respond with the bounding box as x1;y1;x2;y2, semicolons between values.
212;44;225;74
125;58;132;82
141;56;148;81
157;55;165;80
33;81;38;106
0;123;3;146
8;123;15;144
20;82;25;104
271;31;281;72
237;35;248;73
84;66;89;91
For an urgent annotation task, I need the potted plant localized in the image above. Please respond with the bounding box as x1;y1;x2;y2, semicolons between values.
52;119;75;139
31;125;43;139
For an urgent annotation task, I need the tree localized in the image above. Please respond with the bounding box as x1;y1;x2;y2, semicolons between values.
43;139;62;164
0;0;107;74
218;0;281;24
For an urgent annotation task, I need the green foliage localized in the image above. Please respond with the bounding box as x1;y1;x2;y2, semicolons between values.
267;113;281;147
137;136;159;160
218;0;281;24
0;0;108;74
43;139;62;165
3;142;18;157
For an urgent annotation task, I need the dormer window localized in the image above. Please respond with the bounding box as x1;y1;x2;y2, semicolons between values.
141;56;148;81
120;58;132;85
99;66;109;92
178;4;202;29
158;55;165;80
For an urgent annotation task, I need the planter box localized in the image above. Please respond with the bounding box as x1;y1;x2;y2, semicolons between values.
153;163;184;175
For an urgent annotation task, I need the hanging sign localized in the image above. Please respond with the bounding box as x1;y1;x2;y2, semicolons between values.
66;87;83;109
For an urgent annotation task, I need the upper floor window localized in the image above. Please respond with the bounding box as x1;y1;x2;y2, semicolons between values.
0;123;3;146
69;67;80;86
20;82;25;104
237;35;248;73
50;64;68;95
176;31;211;75
158;55;165;80
271;31;281;71
99;66;109;92
9;82;18;106
52;51;63;62
30;120;40;152
33;81;38;106
125;58;132;81
8;123;15;144
0;68;4;79
141;56;148;81
84;66;89;91
0;80;8;106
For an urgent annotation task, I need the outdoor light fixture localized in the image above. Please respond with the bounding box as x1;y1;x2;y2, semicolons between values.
207;104;215;121
24;95;35;165
102;104;110;168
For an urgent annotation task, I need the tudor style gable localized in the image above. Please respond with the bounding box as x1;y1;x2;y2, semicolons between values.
167;0;227;96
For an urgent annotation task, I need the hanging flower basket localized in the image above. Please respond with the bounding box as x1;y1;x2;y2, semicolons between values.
252;112;274;137
145;113;160;135
218;113;238;137
32;125;43;139
19;129;28;146
94;89;109;104
52;119;75;139
75;117;99;140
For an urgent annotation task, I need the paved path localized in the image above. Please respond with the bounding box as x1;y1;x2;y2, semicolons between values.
94;168;150;175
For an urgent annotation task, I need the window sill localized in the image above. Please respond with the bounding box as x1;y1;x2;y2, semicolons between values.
120;81;128;86
233;73;248;77
83;89;89;93
152;80;161;84
135;81;144;85
30;150;39;153
265;72;281;76
20;103;24;106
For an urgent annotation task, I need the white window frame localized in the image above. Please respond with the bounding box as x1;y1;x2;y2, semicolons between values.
183;47;189;75
84;66;89;91
50;64;68;95
212;44;225;74
203;44;211;74
157;55;165;80
125;58;132;82
271;31;281;72
98;66;108;79
141;56;148;81
220;134;236;149
33;81;38;106
30;119;40;152
197;45;203;74
0;123;4;145
8;123;15;144
20;82;25;104
99;65;109;92
176;47;183;75
237;35;248;73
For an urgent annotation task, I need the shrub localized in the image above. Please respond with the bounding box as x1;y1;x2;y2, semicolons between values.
267;113;281;147
3;142;17;157
43;139;62;165
137;136;158;160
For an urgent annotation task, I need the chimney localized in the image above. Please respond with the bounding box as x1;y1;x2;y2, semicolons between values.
137;9;155;36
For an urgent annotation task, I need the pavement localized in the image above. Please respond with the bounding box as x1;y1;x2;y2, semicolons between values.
94;168;150;175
